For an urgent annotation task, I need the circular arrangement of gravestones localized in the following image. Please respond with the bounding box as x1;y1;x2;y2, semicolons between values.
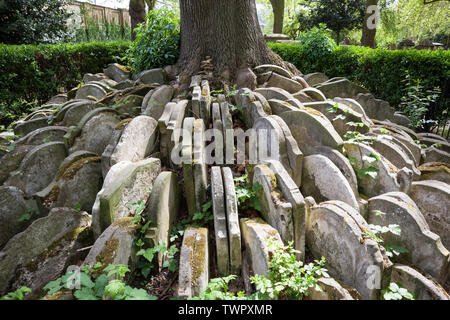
0;62;449;301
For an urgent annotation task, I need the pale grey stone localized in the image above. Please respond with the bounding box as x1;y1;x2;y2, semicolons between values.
75;83;107;100
255;87;294;102
344;142;413;197
302;155;359;211
5;142;67;196
422;147;450;164
271;115;303;187
300;87;326;101
409;180;450;250
14;118;49;137
0;144;35;184
393;112;411;127
136;68;167;85
263;72;303;94
388;264;449;300
222;167;242;275
16;126;68;146
211;167;230;276
110;115;158;166
368;192;449;283
279;109;343;156
0;208;92;298
263;159;306;261
84;217;138;271
91;158;161;238
370;135;420;178
268;99;297;115
159;100;189;168
182;117;196;216
0;186;39;248
254;165;294;244
113;94;143;117
254;64;293;78
333;97;373;125
142;85;174;119
240;217;283;276
312;146;359;196
253;91;273;115
69;110;120;155
39;155;102;214
303;73;329;86
147;172;181;270
193;119;208;213
103;63;130;82
315;79;369;99
418;137;450;154
307;277;355;300
418;162;450;184
306;200;384;300
178;227;209;298
303;101;370;137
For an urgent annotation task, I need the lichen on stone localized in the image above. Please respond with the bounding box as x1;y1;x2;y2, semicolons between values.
58;156;100;181
114;118;132;130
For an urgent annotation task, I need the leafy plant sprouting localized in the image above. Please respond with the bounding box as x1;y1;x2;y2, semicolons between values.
126;9;180;72
362;222;408;259
349;152;379;180
192;238;329;300
381;282;414;300
233;174;262;212
42;263;156;300
0;287;31;300
251;239;328;300
399;71;441;130
188;275;248;300
18;208;40;222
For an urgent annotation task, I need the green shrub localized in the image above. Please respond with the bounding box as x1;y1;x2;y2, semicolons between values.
297;24;337;65
0;41;130;127
126;9;180;73
269;43;450;111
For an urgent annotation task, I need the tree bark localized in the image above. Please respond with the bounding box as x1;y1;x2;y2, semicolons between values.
129;0;156;40
177;0;297;81
360;0;378;48
269;0;285;34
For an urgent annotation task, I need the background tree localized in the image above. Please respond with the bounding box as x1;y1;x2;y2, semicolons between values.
269;0;285;34
297;0;366;44
0;0;71;44
176;0;298;82
361;0;379;47
129;0;156;40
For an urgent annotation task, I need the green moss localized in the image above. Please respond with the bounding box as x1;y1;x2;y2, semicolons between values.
43;185;60;208
183;228;208;287
114;118;132;130
58;156;100;181
95;238;119;271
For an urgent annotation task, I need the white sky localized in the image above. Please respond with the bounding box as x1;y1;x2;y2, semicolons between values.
76;0;129;9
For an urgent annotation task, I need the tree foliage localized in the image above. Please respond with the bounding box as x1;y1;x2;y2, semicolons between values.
377;0;450;46
297;0;366;43
126;9;180;72
0;0;72;45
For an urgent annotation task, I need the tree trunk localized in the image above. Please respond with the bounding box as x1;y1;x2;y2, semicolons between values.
177;0;297;81
360;0;378;48
129;0;156;40
270;0;285;34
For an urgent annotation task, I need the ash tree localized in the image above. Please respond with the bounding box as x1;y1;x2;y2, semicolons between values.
0;0;72;44
297;0;366;44
175;0;299;83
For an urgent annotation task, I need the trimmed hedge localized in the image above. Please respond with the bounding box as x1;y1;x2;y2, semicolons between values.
0;41;131;126
1;40;448;127
269;43;450;108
